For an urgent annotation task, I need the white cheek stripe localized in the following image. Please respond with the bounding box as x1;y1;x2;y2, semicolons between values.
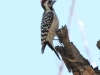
44;0;50;10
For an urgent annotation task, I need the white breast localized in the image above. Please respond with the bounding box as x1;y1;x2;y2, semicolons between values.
46;11;59;43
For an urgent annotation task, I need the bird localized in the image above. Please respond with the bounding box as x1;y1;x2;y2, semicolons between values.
40;0;60;59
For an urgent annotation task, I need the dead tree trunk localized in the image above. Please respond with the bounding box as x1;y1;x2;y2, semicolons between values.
55;25;100;75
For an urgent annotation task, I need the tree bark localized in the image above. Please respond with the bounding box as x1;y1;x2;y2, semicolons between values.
56;25;100;75
97;40;100;50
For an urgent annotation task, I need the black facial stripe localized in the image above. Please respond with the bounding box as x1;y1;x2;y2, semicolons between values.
41;4;46;10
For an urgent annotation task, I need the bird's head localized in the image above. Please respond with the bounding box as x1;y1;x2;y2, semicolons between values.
41;0;56;10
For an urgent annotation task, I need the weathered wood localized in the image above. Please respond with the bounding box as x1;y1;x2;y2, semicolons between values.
97;40;100;50
55;25;100;75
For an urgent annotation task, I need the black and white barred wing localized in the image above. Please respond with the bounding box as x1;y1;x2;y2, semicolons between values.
41;12;53;45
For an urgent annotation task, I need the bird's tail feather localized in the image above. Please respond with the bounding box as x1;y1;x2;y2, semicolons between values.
41;43;46;54
41;41;60;60
47;42;60;60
